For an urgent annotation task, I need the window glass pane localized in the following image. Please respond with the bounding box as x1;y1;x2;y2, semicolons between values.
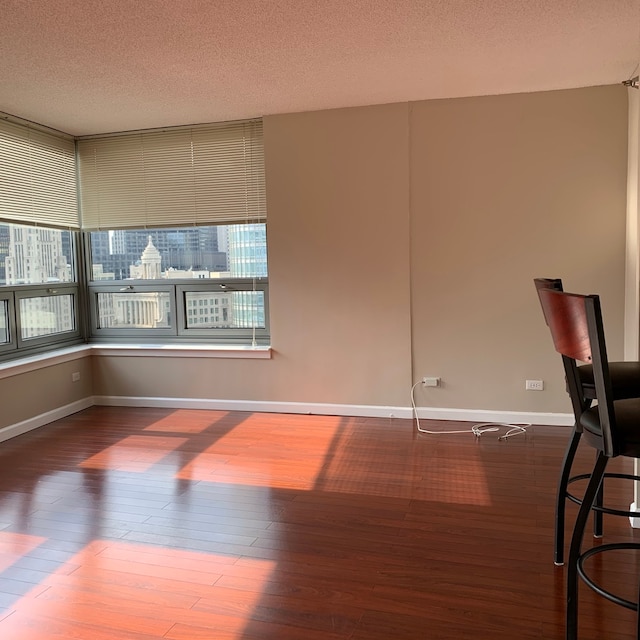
0;222;75;286
19;295;74;340
0;300;8;344
184;291;265;329
89;223;267;282
97;292;171;329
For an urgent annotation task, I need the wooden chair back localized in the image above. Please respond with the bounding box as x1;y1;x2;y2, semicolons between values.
536;287;617;456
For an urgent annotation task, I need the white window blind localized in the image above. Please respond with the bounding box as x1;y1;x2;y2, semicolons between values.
77;119;265;230
0;118;79;229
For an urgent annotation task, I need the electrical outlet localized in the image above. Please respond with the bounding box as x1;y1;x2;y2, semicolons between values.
525;379;543;391
72;372;80;382
422;377;441;387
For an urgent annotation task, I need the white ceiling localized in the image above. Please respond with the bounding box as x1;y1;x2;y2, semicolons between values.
1;0;639;136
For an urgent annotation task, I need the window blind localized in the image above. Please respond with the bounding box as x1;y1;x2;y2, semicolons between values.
0;118;79;229
77;119;265;230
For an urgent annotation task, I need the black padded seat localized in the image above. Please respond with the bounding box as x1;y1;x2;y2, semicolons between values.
579;362;640;400
581;398;640;455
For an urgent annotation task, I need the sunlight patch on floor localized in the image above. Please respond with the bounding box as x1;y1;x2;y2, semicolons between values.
0;531;47;573
175;414;347;490
0;540;276;639
143;409;232;433
79;435;188;472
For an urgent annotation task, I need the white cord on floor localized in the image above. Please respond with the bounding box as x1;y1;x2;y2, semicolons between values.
410;381;530;440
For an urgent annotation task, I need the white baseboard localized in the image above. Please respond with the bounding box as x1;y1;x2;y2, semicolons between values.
0;397;94;444
414;406;573;426
0;396;573;442
92;395;413;419
93;395;573;425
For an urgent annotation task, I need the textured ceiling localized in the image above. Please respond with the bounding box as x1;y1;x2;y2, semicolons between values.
1;0;639;136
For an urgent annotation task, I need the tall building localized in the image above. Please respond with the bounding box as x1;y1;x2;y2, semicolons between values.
5;226;70;285
4;226;74;339
0;225;10;284
227;223;267;277
91;227;228;279
227;223;267;329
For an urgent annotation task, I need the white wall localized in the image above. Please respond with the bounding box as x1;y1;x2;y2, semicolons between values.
625;86;640;360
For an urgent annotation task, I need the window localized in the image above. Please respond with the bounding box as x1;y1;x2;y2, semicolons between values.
87;223;268;344
78;118;268;347
0;116;81;361
0;222;80;357
0;114;267;359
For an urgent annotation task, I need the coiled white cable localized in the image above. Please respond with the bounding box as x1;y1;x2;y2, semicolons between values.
410;381;530;440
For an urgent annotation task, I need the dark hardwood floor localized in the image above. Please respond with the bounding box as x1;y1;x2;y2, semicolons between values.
0;406;637;638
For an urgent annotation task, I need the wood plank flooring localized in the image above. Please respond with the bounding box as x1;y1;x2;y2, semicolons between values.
0;406;637;638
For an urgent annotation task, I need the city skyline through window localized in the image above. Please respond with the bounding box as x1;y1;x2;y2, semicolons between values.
89;223;267;282
0;223;74;287
89;223;268;334
0;222;78;346
0;220;269;353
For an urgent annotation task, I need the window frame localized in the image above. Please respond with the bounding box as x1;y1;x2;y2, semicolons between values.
13;284;81;349
87;277;269;344
0;223;84;363
176;279;269;343
84;223;270;346
0;284;83;360
88;282;177;339
0;291;16;354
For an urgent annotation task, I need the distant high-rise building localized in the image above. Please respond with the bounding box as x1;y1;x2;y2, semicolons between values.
91;227;228;279
4;225;74;338
227;223;267;329
5;226;70;285
216;226;229;269
227;223;267;277
0;225;10;283
110;229;127;255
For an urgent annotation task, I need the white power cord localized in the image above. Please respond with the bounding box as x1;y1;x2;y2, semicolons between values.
410;381;530;440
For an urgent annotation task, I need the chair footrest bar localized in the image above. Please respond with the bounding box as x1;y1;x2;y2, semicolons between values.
566;472;640;517
577;542;640;611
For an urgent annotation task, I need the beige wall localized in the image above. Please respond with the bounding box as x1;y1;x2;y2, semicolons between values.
1;85;631;423
0;357;92;430
410;86;628;413
94;102;413;408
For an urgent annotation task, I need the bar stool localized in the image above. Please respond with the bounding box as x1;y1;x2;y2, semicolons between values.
534;278;640;565
538;287;640;639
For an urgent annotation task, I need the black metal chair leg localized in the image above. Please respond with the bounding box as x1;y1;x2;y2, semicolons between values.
566;452;608;640
555;427;582;565
637;577;640;640
593;450;604;538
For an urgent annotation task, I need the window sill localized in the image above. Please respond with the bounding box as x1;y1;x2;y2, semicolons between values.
0;344;91;380
0;343;272;380
89;344;272;359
